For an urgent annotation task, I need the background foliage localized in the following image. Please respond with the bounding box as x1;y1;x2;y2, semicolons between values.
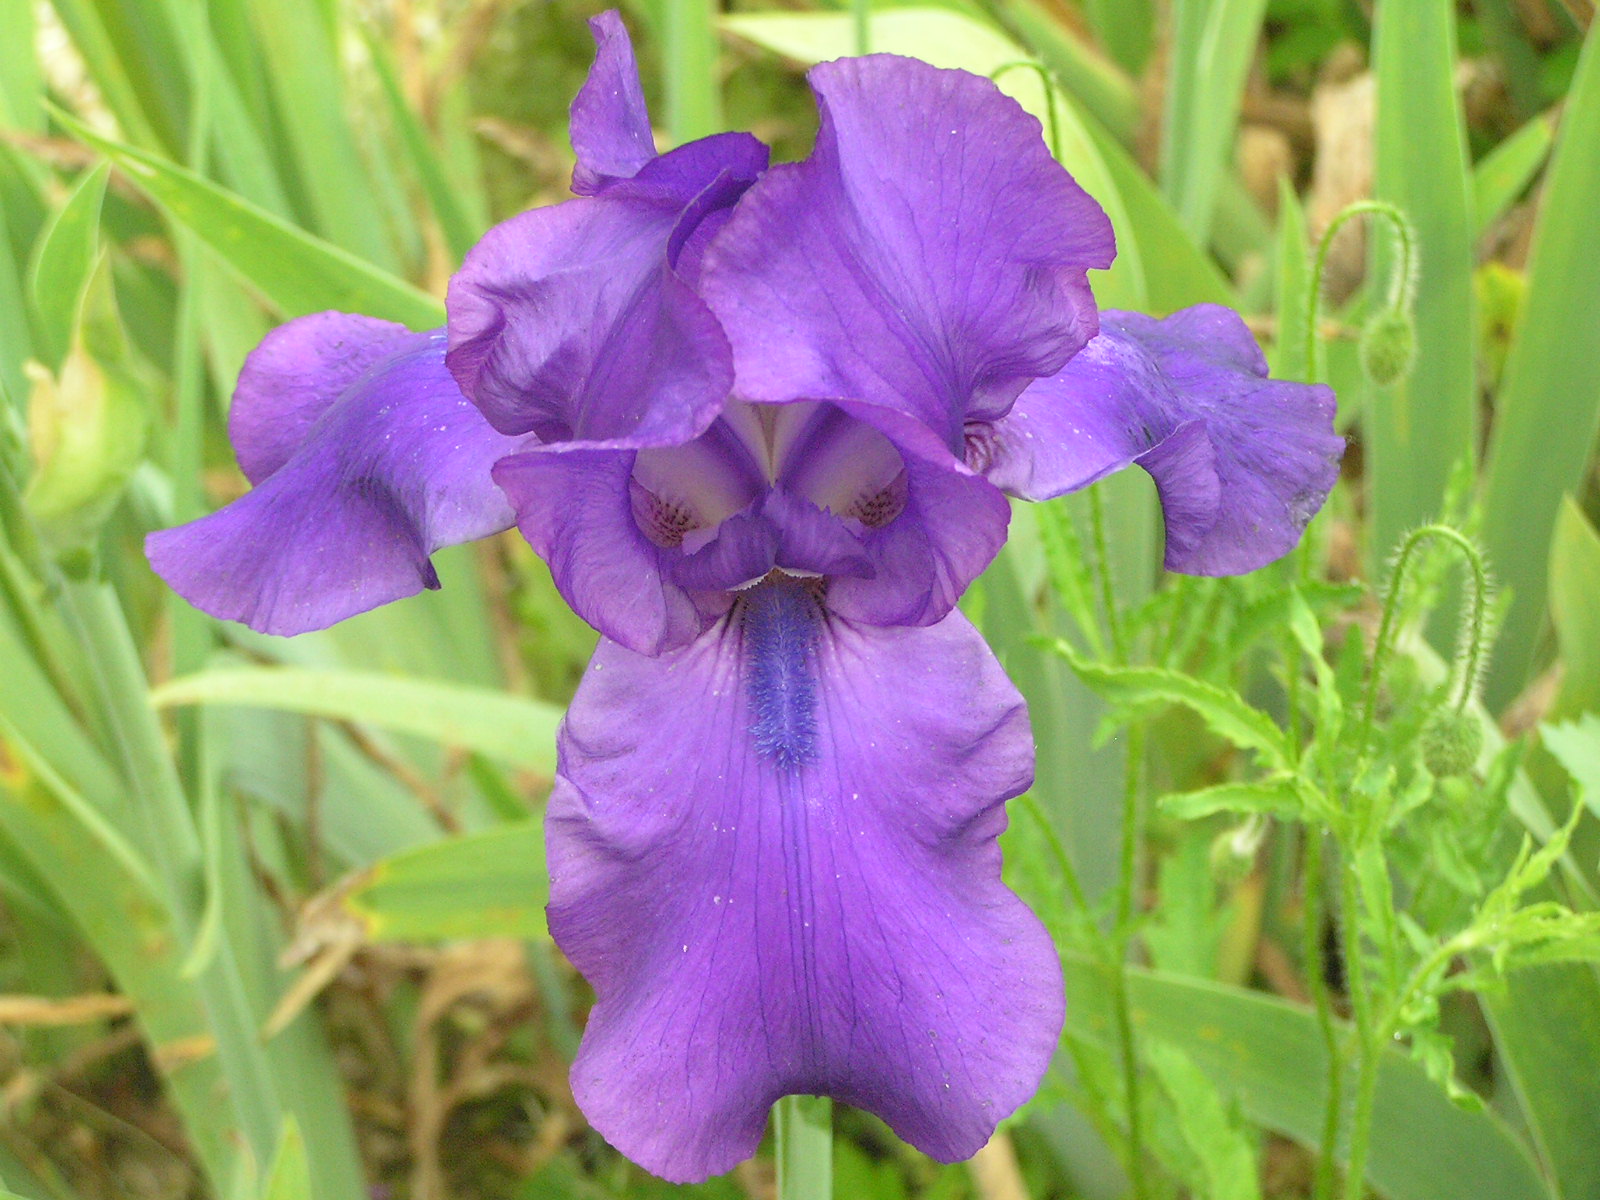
2;1;1599;1198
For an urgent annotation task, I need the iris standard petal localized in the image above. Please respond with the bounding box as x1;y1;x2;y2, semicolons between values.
569;10;657;195
700;53;1114;451
548;583;1060;1182
981;304;1343;575
448;11;766;453
445;195;738;449
146;329;525;636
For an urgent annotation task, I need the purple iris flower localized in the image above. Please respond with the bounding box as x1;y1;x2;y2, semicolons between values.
146;11;1341;1185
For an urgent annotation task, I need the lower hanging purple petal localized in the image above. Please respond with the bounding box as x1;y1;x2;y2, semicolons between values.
147;328;527;636
979;304;1343;575
548;586;1060;1182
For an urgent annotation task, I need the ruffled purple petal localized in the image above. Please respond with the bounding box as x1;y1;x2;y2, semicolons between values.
147;327;526;636
700;53;1114;451
450;13;767;452
569;10;656;195
548;589;1059;1182
607;133;768;213
228;311;413;483
670;502;779;592
981;304;1343;575
764;488;874;579
446;195;736;450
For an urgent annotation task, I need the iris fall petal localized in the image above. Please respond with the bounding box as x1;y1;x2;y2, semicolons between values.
548;586;1061;1182
981;304;1343;574
146;327;526;635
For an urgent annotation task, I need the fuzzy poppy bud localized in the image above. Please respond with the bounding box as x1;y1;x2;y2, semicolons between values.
1359;308;1416;388
1421;708;1483;778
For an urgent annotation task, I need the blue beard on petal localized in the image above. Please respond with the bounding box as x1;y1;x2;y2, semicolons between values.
740;575;821;769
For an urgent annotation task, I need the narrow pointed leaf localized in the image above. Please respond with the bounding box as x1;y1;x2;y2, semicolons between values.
26;161;109;367
51;109;442;328
1481;25;1600;704
151;668;561;773
1063;957;1556;1200
343;822;549;943
1369;0;1477;571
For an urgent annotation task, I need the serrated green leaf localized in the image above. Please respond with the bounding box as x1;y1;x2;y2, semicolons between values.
1054;645;1291;770
151;668;562;773
51;108;442;329
1158;776;1311;821
1145;1038;1262;1200
344;822;547;943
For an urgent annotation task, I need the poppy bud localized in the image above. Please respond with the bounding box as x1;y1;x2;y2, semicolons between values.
1421;708;1483;778
1359;308;1416;388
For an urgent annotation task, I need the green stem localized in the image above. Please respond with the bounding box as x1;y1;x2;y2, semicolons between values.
775;1095;832;1200
1111;721;1149;1199
1306;199;1417;382
1337;856;1376;1200
663;0;721;145
853;0;871;54
1344;1036;1382;1200
1303;829;1341;1200
990;60;1062;162
1088;485;1127;663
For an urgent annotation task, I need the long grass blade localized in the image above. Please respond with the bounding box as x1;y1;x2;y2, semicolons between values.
1159;0;1268;246
241;0;399;269
1368;0;1477;569
1063;957;1556;1200
53;108;443;327
1480;24;1600;705
1474;110;1555;237
343;822;550;943
1481;964;1600;1200
152;667;563;773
